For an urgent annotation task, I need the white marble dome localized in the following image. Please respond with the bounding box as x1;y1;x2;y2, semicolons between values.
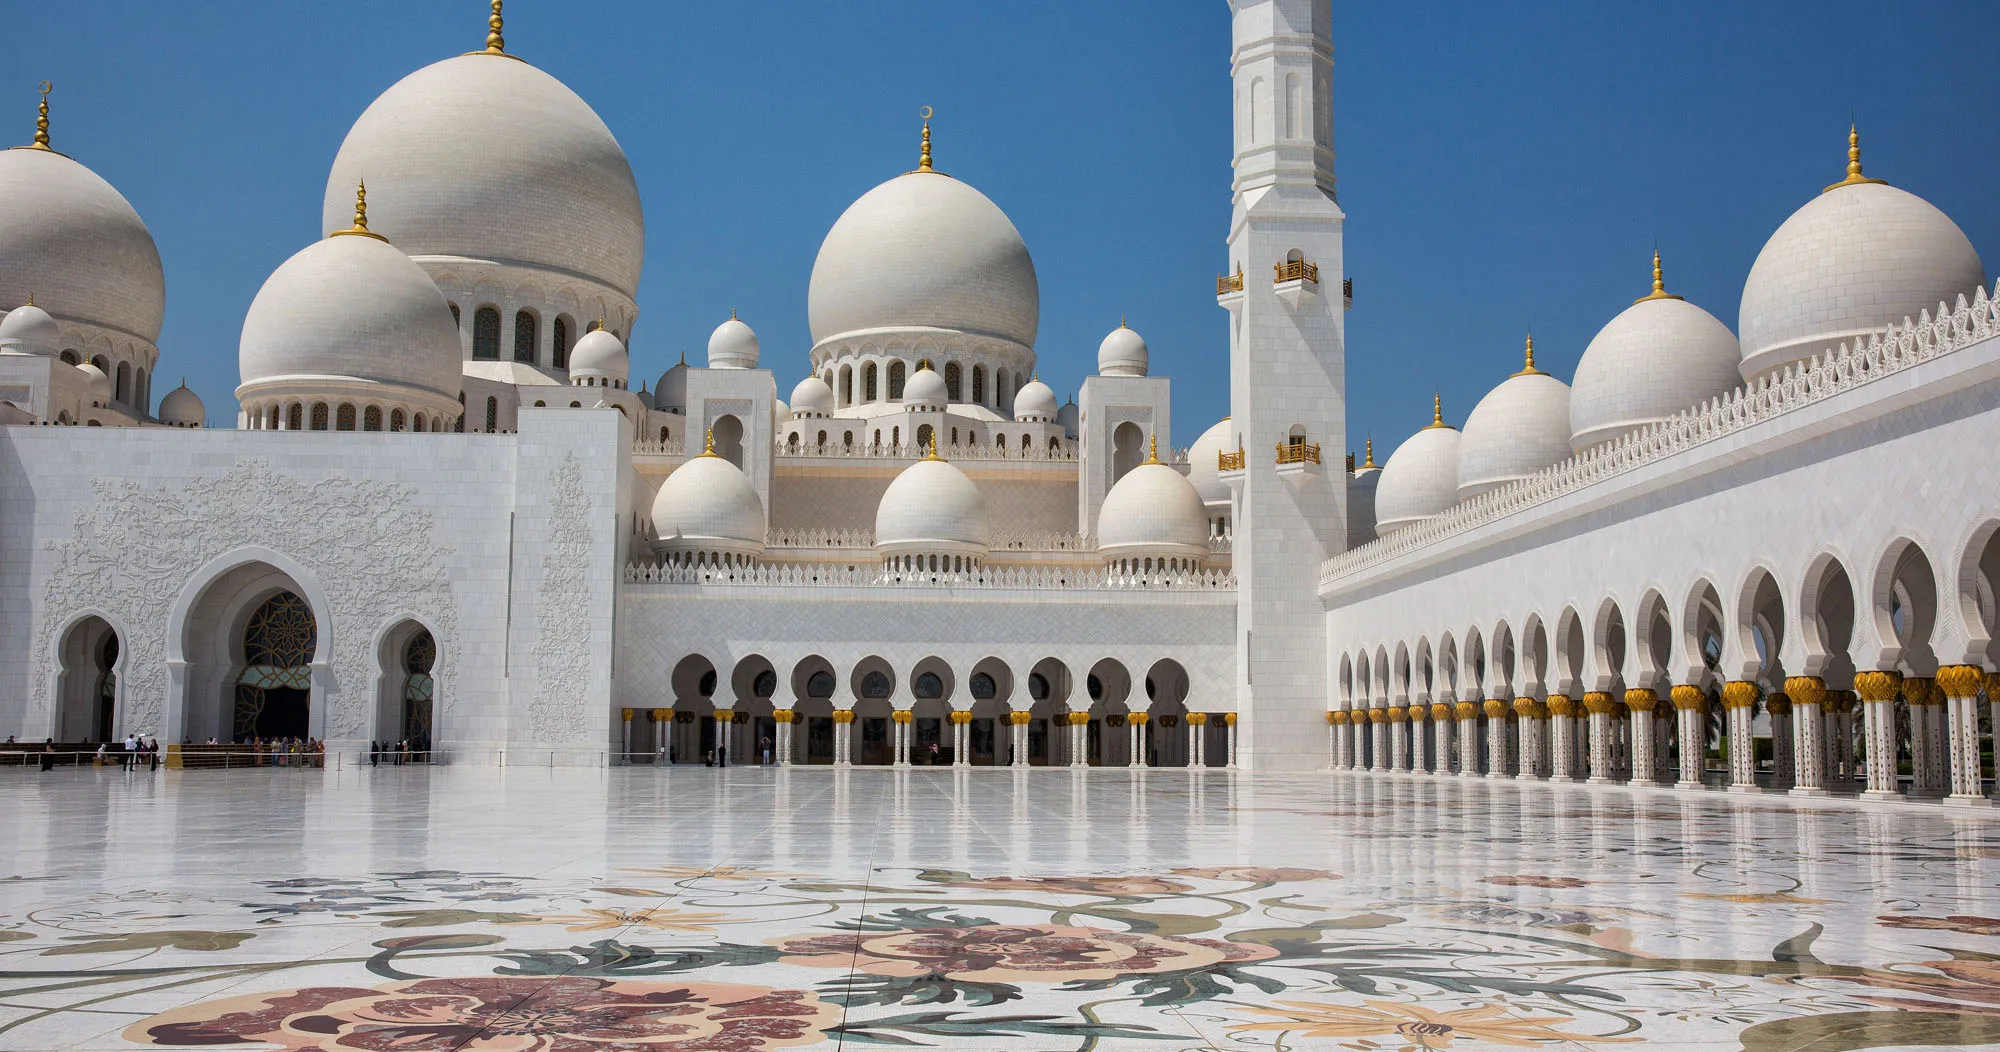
1185;418;1233;506
237;228;462;402
157;381;204;427
1739;163;1983;381
74;360;110;404
1571;267;1742;452
708;315;759;369
903;363;948;408
650;449;766;558
876;454;989;557
1374;408;1461;534
808;169;1038;348
1098;323;1148;377
569;328;628;383
790;376;834;417
0;146;165;342
1097;455;1208;559
1013;378;1058;421
1457;343;1574;501
0;301;60;356
323;53;644;297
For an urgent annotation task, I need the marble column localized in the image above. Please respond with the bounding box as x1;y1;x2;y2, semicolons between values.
650;708;669;765
1483;699;1509;777
1671;685;1706;789
1325;712;1339;768
1988;673;2000;798
1409;703;1429;773
1548;696;1577;781
1458;701;1483;776
1224;713;1239;767
1722;681;1759;793
1785;677;1827;795
1368;709;1388;772
1189;712;1207;767
1766;692;1793;791
1625;689;1658;786
1906;676;1947;797
1070;713;1088;768
833;710;853;767
620;708;633;763
1513;697;1544;780
1125;714;1144;768
1854;670;1903;798
1939;666;1990;805
1584;692;1616;783
1389;708;1409;771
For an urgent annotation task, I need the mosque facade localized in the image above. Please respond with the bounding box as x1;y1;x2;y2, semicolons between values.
3;1;1998;800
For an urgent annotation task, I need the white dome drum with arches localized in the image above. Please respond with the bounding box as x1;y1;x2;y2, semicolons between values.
1374;397;1461;534
237;183;464;431
1456;336;1573;501
875;440;990;573
1096;436;1208;574
807;113;1038;416
1012;377;1058;422
1569;251;1742;453
567;327;629;389
1738;127;1985;381
650;430;767;566
707;313;759;369
1097;321;1148;377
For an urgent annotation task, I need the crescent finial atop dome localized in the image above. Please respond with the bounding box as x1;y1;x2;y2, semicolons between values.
917;105;935;173
19;80;54;153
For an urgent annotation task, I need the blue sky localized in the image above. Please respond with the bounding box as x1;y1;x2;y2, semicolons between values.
13;2;2000;454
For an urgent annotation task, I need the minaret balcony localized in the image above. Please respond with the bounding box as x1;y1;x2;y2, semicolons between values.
1274;439;1324;483
1273;258;1319;310
1215;267;1245;310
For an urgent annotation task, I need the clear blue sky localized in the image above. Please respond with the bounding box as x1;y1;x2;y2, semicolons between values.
13;2;2000;454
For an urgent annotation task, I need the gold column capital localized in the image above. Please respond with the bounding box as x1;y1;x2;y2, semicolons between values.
832;709;855;724
620;707;634;721
1622;687;1658;712
1583;691;1617;715
1783;675;1826;708
1407;703;1428;722
1482;698;1508;719
1853;670;1903;703
1128;712;1149;726
1902;675;1942;706
1720;681;1759;711
1764;692;1792;716
1547;695;1577;718
1222;713;1238;727
1670;684;1707;711
1455;701;1479;721
772;708;795;723
1188;712;1209;726
1431;702;1452;721
1937;665;1986;700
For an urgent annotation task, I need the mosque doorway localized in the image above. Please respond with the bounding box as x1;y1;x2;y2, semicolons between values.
55;617;120;742
401;628;436;760
234;591;317;741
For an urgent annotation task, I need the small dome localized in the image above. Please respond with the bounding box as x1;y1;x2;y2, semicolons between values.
0;145;165;343
74;360;110;402
1013;377;1057;421
1571;256;1741;452
1056;398;1079;438
903;362;948;408
1098;322;1148;377
157;381;204;427
1185;418;1233;505
650;447;766;557
1098;451;1208;558
808;160;1038;349
1457;340;1573;501
876;454;989;556
655;360;688;412
634;384;655;410
708;314;759;369
0;301;60;356
237;215;461;403
1739;132;1984;380
323;51;643;297
1374;402;1462;534
772;398;788;429
790;375;834;416
569;327;628;381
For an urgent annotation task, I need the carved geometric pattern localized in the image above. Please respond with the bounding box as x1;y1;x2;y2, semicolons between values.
530;454;593;743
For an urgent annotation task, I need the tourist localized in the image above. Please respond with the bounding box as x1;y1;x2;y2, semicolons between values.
369;741;378;766
761;735;772;765
122;733;137;769
704;748;713;767
94;742;106;765
39;738;54;772
928;742;940;765
147;737;160;771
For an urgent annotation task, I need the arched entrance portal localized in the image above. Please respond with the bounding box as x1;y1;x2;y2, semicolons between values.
402;629;436;758
56;617;120;741
235;592;317;741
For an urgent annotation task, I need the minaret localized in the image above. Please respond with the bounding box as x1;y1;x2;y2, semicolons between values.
1220;0;1345;771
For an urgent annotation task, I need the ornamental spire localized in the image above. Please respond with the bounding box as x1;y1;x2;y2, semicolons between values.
1634;248;1683;304
700;427;716;457
330;180;388;241
924;430;942;460
1145;433;1160;464
916;106;935;173
468;0;522;60
24;80;52;152
1360;436;1378;469
1823;122;1887;193
1424;393;1450;430
1512;332;1543;377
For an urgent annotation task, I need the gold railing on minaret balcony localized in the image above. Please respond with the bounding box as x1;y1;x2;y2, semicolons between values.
1274;259;1319;285
1275;440;1321;465
1217;447;1246;471
1216;267;1244;295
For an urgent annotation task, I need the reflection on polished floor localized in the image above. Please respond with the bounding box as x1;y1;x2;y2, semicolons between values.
4;765;2000;1050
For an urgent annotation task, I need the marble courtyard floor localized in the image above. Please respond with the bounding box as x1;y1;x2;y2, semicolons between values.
4;767;2000;1051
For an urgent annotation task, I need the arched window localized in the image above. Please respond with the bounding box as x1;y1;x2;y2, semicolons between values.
513;310;537;364
287;403;303;431
115;362;130;404
863;362;878;401
995;433;1007;450
752;669;778;699
950;427;958;444
843;431;854;449
697;670;717;697
971;673;996;700
807;670;836;698
336;403;357;431
1028;673;1049;700
944;362;961;401
888;360;906;399
137;368;148;411
915;672;944;699
59;350;77;365
1048;436;1062;454
412;412;424;432
569;400;581;409
915;424;932;449
311;403;329;431
534;400;546;407
552;317;570;369
839;365;853;406
891;425;900;448
872;429;881;448
363;406;382;431
971;365;985;405
485;396;498;432
816;429;827;448
787;432;800;449
658;426;669;444
861;671;891;698
472;307;501;360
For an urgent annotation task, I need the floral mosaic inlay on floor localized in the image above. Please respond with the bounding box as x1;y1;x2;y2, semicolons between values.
4;765;2000;1050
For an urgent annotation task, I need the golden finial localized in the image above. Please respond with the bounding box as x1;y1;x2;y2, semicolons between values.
678;349;686;365
330;180;388;241
24;291;33;308
1634;248;1683;304
1512;332;1544;377
700;427;716;456
1424;393;1450;430
1120;315;1127;329
916;106;935;173
1145;433;1160;464
1360;437;1378;469
24;80;52;152
924;431;942;460
1823;122;1887;193
468;0;524;60
730;307;737;320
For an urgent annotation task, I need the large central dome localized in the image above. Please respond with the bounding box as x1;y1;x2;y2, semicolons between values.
322;52;643;296
808;166;1038;349
0;145;164;342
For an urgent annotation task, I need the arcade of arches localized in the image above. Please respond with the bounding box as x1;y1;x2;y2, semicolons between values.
620;655;1238;768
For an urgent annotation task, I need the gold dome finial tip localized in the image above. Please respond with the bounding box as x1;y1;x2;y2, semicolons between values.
1146;433;1159;463
1823;120;1887;193
27;79;52;151
916;105;935;173
1635;246;1683;303
703;427;715;455
330;179;388;241
1512;333;1544;377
